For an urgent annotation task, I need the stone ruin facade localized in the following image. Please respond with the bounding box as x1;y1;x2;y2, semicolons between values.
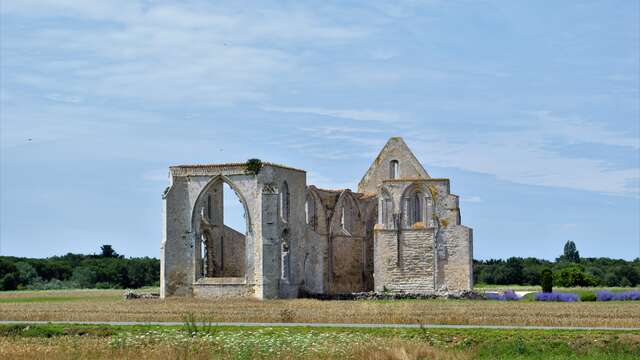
160;137;473;299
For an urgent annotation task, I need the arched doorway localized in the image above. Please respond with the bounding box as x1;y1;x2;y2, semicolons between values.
192;177;250;279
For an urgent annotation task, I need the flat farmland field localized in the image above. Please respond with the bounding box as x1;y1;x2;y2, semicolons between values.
0;289;639;327
0;323;639;359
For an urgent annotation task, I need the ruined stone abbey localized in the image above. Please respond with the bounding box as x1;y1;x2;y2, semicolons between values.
160;137;473;298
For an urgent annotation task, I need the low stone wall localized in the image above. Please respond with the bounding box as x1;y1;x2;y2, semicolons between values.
299;290;484;301
192;277;253;298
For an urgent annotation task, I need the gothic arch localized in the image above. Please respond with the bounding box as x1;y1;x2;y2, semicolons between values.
400;183;434;229
331;190;362;235
190;175;252;233
306;186;329;234
190;175;252;279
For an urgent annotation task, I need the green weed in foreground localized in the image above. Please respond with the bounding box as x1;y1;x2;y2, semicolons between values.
0;324;638;359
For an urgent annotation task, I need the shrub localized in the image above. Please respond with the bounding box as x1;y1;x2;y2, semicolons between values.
596;290;640;301
245;159;263;175
0;273;19;290
95;282;118;289
485;290;521;301
534;292;579;302
554;267;598;287
26;279;80;290
579;292;597;302
541;269;553;293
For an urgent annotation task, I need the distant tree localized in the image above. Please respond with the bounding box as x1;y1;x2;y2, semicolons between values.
0;273;18;291
562;241;580;263
555;266;597;287
613;264;640;286
0;258;17;277
71;267;97;288
505;257;524;284
541;269;553;293
15;262;40;286
100;245;119;258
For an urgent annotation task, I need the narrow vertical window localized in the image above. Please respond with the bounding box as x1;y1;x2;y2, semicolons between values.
413;192;422;224
281;238;290;281
340;204;353;233
384;198;393;228
305;200;310;224
390;160;399;179
305;195;316;230
206;194;212;220
280;182;290;222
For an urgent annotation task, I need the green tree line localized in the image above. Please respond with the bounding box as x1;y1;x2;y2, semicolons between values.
474;241;640;287
1;241;638;291
0;245;159;291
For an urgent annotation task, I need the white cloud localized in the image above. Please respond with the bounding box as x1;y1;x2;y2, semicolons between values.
1;1;369;107
406;112;639;196
264;106;403;123
297;109;639;196
528;111;639;150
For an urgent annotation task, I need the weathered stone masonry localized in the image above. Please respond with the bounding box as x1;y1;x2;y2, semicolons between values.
161;137;473;299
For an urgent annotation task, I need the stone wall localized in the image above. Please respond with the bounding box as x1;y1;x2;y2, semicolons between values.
221;226;246;277
193;278;252;297
374;229;435;293
358;137;430;194
438;225;473;291
330;234;367;293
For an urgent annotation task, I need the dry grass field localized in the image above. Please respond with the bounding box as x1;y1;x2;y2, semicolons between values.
1;289;639;327
0;323;638;360
0;333;467;360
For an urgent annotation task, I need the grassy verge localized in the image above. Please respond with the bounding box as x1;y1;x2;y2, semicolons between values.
0;323;638;359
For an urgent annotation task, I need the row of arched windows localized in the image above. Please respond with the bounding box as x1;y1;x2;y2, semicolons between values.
380;190;433;229
304;192;356;233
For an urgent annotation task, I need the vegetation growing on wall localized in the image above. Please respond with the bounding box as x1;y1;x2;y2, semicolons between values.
245;158;263;175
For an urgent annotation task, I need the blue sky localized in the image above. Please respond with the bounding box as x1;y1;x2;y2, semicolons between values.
1;1;638;260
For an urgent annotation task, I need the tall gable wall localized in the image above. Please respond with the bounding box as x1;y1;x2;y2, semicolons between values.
358;137;430;194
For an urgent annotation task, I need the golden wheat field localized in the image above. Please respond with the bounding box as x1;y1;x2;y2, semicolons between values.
1;289;639;327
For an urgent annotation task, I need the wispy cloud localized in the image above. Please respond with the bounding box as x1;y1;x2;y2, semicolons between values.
528;111;639;150
1;1;369;107
406;111;639;196
264;106;403;123
296;109;639;196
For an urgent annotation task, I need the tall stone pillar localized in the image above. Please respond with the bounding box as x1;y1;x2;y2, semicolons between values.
259;184;281;299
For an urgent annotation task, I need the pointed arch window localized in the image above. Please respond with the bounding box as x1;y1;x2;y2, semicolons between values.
402;189;434;228
380;193;393;229
390;160;400;179
280;182;290;222
281;235;290;281
305;194;316;230
340;202;353;234
411;191;423;225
